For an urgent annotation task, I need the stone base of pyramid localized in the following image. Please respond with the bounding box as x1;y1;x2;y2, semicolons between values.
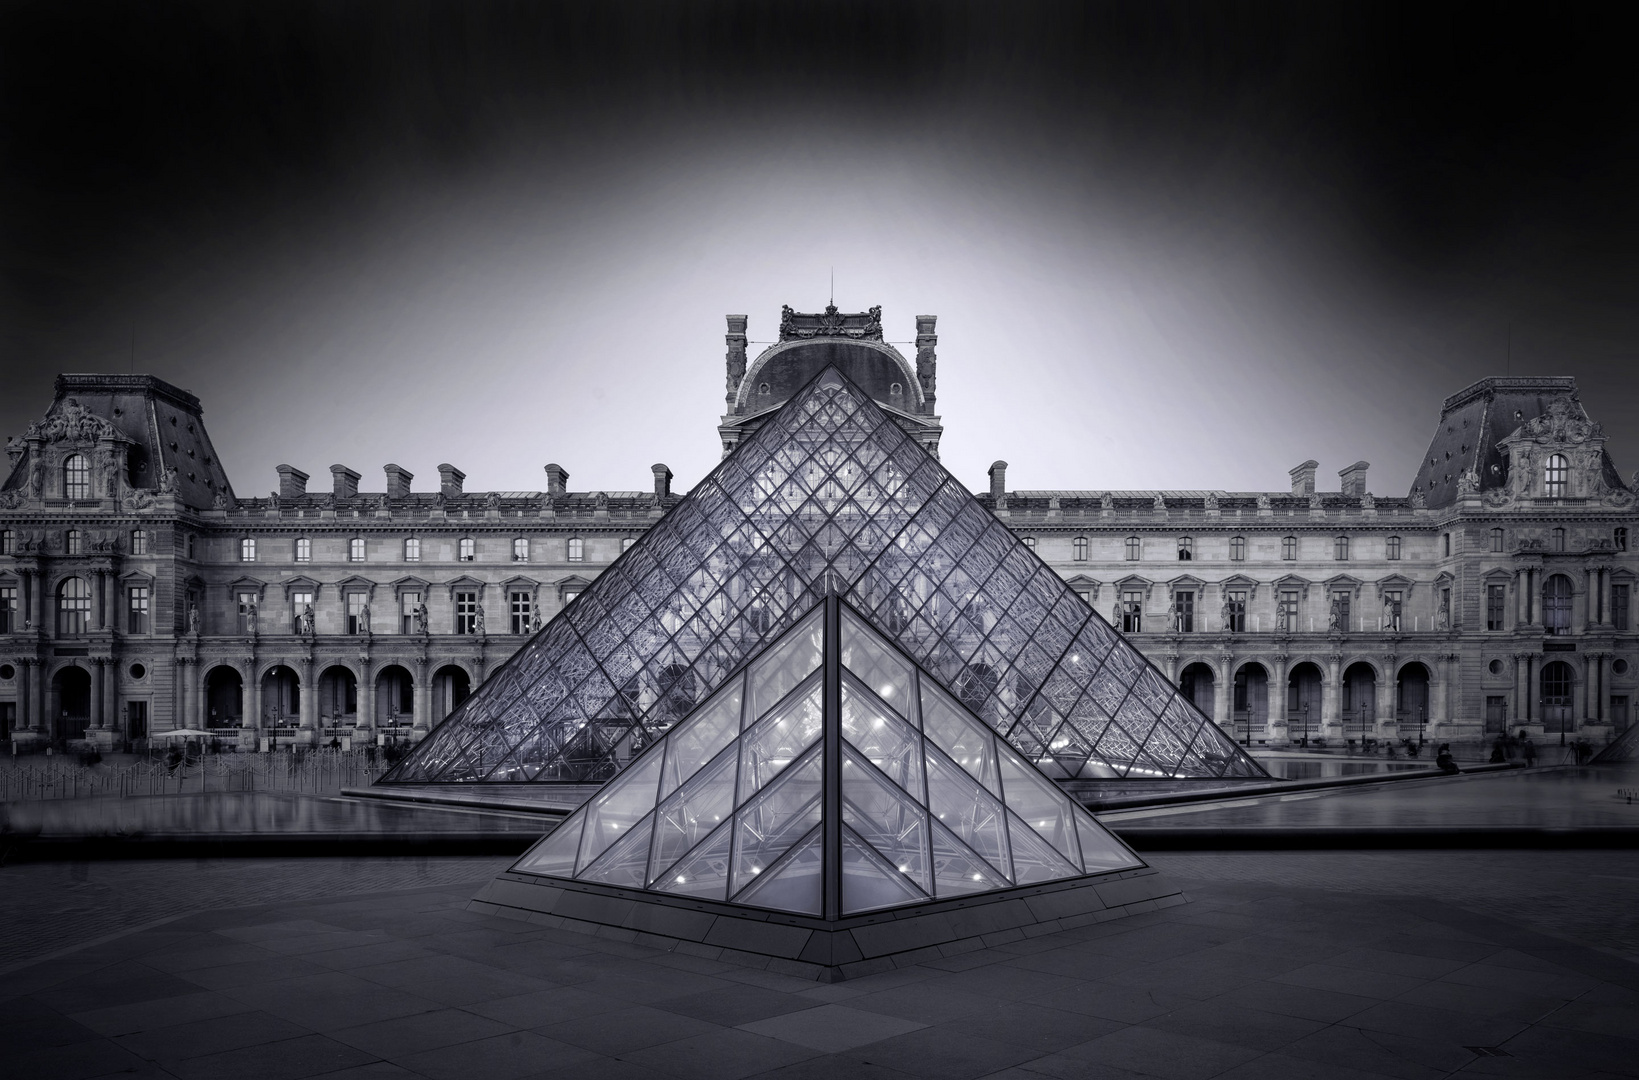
468;866;1186;982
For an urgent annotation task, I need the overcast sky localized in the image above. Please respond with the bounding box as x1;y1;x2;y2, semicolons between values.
3;3;1635;499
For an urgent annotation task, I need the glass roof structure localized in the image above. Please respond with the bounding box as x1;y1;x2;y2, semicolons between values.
382;366;1264;786
512;596;1144;917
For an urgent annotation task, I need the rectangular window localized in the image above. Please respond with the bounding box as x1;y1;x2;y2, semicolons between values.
1616;527;1629;552
562;588;583;606
400;591;421;634
1177;537;1193;561
568;537;585;562
129;530;147;555
1230;536;1246;561
510;591;532;634
1225;590;1246;633
1334;536;1349;560
186;534;195;559
1072;536;1088;561
622;537;636;552
0;586;17;633
1021;537;1036;552
0;529;13;555
1173;591;1194;632
1282;536;1297;560
1491;528;1505;552
64;454;90;499
1487;584;1507;631
455;590;478;634
1386;535;1401;560
404;537;420;561
1553;527;1566;552
459;537;475;561
1075;589;1092;605
347;593;368;634
295;537;311;562
1442;533;1451;557
1278;590;1300;631
1124;536;1140;561
291;591;313;634
513;538;530;562
237;591;257;634
349;537;366;562
1613;585;1630;632
240;537;256;562
1119;590;1143;633
66;530;82;555
1332;591;1351;631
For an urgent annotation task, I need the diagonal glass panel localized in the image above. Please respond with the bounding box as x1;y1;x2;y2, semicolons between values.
578;810;656;888
923;744;1010;880
928;817;1011;897
649;744;738;884
731;745;822;896
576;752;663;874
841;825;927;914
996;753;1082;868
746;607;825;723
840;607;916;721
1074;808;1143;873
732;825;823;916
1003;807;1080;885
653;819;733;901
738;676;823;800
920;680;1000;796
842;747;931;895
512;811;584;877
841;677;923;795
658;679;744;799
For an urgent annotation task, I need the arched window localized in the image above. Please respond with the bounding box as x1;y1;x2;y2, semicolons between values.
403;537;421;561
458;537;475;562
1334;535;1350;560
240;538;256;562
349;537;366;562
65;529;82;555
295;537;311;562
1385;535;1401;560
1544;453;1568;497
622;536;636;552
513;538;529;562
63;454;90;500
1176;537;1193;561
567;537;584;562
1552;527;1566;552
1543;574;1573;636
1072;536;1088;562
1229;536;1246;562
57;577;91;635
1124;536;1141;561
1281;536;1297;560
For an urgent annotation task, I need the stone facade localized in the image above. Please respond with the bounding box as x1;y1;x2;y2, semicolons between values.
2;326;1636;753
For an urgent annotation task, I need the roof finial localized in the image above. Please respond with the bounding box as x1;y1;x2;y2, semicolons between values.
829;267;833;307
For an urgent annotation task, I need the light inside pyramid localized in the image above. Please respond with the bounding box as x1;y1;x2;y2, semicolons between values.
512;598;1145;917
383;367;1264;786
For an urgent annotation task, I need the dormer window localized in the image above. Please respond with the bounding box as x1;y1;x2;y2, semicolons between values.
889;382;902;398
1544;453;1568;498
63;454;90;500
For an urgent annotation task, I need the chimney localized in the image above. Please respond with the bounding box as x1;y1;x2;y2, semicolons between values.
651;463;673;500
330;464;361;499
988;460;1008;502
437;463;465;497
1288;460;1319;495
725;315;748;409
915;315;938;409
276;464;309;498
1338;461;1370;497
543;463;568;495
384;464;413;499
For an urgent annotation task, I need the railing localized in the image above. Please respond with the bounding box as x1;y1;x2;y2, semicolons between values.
0;748;390;801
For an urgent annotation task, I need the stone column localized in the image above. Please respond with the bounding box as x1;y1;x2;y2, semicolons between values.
1430;656;1448;728
1585;568;1597;630
1213;657;1233;732
1322;654;1342;737
413;657;431;735
90;658;105;730
1575;654;1589;727
357;660;375;734
250;665;264;734
1375;671;1396;738
25;656;43;733
298;659;318;743
1512;654;1527;726
1598;653;1611;723
1268;655;1288;739
30;569;47;631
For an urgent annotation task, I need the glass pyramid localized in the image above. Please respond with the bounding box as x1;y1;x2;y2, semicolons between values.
512;596;1145;917
382;366;1264;785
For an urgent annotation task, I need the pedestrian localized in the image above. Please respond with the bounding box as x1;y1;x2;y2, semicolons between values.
1521;733;1537;767
1489;736;1506;763
1436;743;1459;775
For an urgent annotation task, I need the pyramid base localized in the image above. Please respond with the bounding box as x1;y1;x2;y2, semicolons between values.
469;866;1186;982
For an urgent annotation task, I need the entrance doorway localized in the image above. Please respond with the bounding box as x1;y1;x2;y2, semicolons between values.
1540;661;1574;733
51;666;91;743
1342;663;1377;741
1232;663;1268;744
1287;662;1323;744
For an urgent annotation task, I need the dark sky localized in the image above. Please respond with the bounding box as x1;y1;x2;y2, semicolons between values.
3;2;1636;497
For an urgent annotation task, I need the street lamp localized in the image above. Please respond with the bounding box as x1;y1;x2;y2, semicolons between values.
1417;705;1426;753
1300;702;1310;748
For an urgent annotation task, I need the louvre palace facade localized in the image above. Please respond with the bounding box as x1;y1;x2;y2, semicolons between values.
2;304;1636;755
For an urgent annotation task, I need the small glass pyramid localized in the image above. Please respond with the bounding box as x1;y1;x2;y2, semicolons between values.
513;596;1145;917
382;365;1264;786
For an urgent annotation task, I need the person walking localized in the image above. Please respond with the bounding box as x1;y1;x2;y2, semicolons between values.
1520;732;1537;767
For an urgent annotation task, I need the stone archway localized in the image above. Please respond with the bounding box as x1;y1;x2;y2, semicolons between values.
375;665;415;729
50;665;91;743
1233;662;1269;744
1540;660;1575;734
261;665;300;727
1287;662;1324;745
318;665;358;728
204;665;244;729
1342;661;1378;742
1397;662;1433;743
1179;662;1215;720
432;665;470;723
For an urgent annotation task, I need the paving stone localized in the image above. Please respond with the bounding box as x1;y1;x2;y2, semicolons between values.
1140;1001;1327;1052
115;1008;311;1062
653;983;814;1026
1057;1023;1263;1080
535;1003;720;1055
328;1006;518;1057
620;1027;820;1080
161;1033;378;1080
837;1026;1039;1079
395;1030;601;1080
927;1000;1122;1053
738;1004;927;1053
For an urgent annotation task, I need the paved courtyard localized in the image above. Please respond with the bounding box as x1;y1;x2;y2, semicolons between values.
5;850;1638;1079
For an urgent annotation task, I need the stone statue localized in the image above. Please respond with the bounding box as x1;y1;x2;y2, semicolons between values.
1328;595;1342;632
1436;593;1450;631
1275;603;1289;633
1409;487;1427;509
187;604;200;634
474;603;486;634
1308;491;1324;510
1360;491;1375;510
413;602;429;634
485;491;501;509
1256;493;1271;510
530;603;543;633
1457;469;1480;496
1152;493;1166;511
1381;597;1396;631
1221;599;1235;632
246;598;258;634
158;465;178;494
357;603;370;634
212;490;229;509
300;604;315;635
1203;491;1219;510
594;491;610;511
1168;605;1182;632
1100;492;1113;510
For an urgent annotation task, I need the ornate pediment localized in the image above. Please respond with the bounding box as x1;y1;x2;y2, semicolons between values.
1516;396;1603;445
25;398;121;444
777;303;884;342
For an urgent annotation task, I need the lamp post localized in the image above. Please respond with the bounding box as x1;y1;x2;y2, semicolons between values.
1300;702;1310;748
1417;705;1426;753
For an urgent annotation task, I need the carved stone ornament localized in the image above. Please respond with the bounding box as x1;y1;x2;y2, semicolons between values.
1521;396;1601;444
1360;491;1375;510
1308;491;1323;510
485;491;501;509
1256;493;1271;510
157;465;179;494
1100;492;1114;510
1152;493;1166;511
124;489;157;511
777;303;885;342
24;398;120;444
1607;488;1636;508
1484;488;1513;508
212;491;229;509
1456;469;1481;496
1409;487;1427;509
0;490;24;509
594;491;610;510
1203;491;1219;510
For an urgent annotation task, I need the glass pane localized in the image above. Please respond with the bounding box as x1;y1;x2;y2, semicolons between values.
738;678;823;801
1003;808;1080;885
649;744;738;884
659;679;744;799
732;746;822;896
929;817;1011;897
1075;809;1142;874
746;607;824;723
923;745;1010;881
654;820;733;901
576;752;663;873
841;747;930;894
841;826;926;914
841;678;923;796
840;607;916;721
733;826;823;916
997;753;1081;867
513;812;583;877
575;809;655;887
920;680;1000;796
